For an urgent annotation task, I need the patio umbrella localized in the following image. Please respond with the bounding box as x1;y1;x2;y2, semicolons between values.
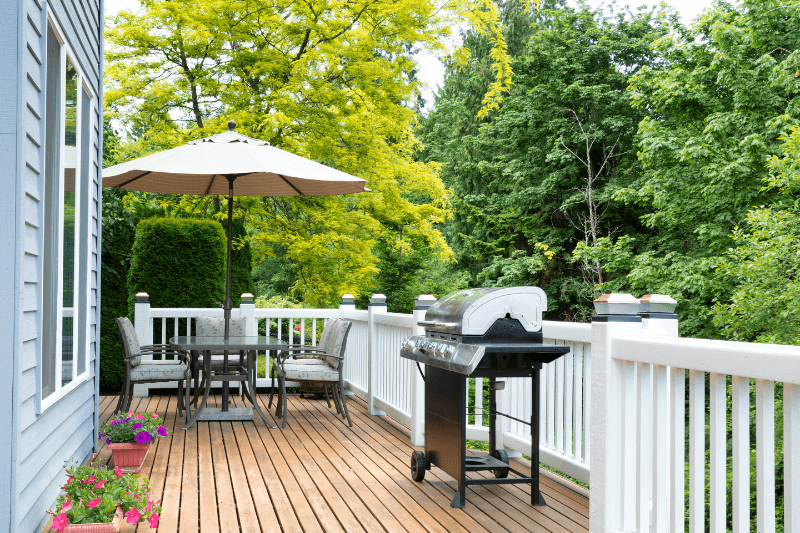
103;121;369;337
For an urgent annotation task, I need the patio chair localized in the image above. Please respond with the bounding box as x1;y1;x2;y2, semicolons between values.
273;319;353;428
268;317;341;411
115;317;191;416
192;314;248;403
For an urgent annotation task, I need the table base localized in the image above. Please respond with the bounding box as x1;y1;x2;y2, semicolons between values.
195;407;254;421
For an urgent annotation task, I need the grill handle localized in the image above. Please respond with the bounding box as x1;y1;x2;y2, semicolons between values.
417;321;458;329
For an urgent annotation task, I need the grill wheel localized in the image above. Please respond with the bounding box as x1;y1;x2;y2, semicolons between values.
493;449;509;478
411;450;426;482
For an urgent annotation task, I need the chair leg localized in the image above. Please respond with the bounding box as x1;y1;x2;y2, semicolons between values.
269;360;276;409
338;385;353;427
280;374;288;429
177;379;184;418
330;383;343;415
115;375;129;415
123;382;134;413
323;384;332;408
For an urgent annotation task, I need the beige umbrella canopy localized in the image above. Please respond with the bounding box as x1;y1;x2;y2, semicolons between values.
102;121;369;338
103;121;368;197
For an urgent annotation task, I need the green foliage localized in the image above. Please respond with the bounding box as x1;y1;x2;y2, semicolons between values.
217;217;255;307
597;0;800;338
420;2;665;321
127;218;226;316
712;127;800;345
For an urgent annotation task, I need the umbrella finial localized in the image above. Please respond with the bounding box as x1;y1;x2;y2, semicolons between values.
228;120;236;131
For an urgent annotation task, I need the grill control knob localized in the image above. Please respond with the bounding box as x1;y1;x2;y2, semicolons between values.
444;345;455;358
434;343;444;356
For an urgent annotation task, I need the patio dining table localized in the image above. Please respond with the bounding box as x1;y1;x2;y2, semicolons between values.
169;335;288;430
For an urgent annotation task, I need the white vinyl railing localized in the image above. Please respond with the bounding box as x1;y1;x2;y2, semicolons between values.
593;315;800;533
131;291;800;531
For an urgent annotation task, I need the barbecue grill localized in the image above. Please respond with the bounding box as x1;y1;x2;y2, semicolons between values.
400;287;569;508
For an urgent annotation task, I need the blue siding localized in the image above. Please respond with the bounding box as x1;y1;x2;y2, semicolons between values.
8;0;103;531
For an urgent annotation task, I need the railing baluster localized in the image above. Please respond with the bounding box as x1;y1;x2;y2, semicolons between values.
565;343;574;458
583;344;591;465
637;362;652;533
670;366;685;533
688;369;705;533
300;317;305;345
161;318;166;346
547;360;556;449
709;372;727;532
652;364;670;533
732;375;750;533
573;342;583;461
556;345;565;453
622;360;637;532
756;379;775;533
786;383;800;532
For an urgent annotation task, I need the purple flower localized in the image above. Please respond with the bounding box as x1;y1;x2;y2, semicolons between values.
110;419;121;426
156;426;167;437
134;431;151;444
98;432;103;440
106;437;112;444
131;422;143;431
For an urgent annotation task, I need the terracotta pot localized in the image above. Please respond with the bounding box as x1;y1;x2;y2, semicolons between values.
108;443;149;469
63;508;124;533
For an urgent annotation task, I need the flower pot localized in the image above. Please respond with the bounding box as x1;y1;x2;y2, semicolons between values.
63;508;124;533
108;443;149;469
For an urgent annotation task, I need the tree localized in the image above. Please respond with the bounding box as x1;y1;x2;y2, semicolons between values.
589;0;800;337
421;3;666;320
106;0;460;306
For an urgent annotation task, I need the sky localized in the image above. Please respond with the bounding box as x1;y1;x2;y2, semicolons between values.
104;0;716;111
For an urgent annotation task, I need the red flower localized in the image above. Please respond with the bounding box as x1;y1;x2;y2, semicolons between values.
83;475;96;484
125;508;142;524
94;480;107;489
52;514;69;530
114;467;124;478
87;497;102;508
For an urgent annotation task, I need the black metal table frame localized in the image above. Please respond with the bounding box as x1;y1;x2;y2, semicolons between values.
169;336;287;430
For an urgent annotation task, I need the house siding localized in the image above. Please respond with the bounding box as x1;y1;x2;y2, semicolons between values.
8;0;103;531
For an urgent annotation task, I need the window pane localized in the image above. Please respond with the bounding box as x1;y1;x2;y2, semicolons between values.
42;23;61;399
62;59;78;386
77;86;91;377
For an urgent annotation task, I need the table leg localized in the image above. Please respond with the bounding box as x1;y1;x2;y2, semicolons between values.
184;349;214;430
245;349;275;428
222;349;230;412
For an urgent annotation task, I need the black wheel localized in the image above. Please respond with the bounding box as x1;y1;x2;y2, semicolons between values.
411;450;426;482
493;449;509;478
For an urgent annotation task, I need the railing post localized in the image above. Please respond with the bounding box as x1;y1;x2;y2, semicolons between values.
240;293;256;335
367;294;387;415
638;294;680;533
589;293;642;533
133;292;151;397
339;294;356;396
410;294;436;446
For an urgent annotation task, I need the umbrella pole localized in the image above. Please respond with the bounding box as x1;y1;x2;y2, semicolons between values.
223;176;235;411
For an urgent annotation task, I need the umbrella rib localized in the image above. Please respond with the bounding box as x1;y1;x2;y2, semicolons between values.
205;175;216;195
115;171;152;189
277;174;305;196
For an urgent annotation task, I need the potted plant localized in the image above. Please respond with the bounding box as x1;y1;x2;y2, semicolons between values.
48;464;162;531
99;412;171;469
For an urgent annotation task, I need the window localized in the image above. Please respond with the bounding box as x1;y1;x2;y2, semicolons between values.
41;18;94;409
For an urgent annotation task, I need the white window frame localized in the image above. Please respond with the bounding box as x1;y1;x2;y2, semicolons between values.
39;13;96;413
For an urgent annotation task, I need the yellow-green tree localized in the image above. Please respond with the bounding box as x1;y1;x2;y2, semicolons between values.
105;0;486;305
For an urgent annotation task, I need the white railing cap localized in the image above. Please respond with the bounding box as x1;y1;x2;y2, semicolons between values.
638;294;677;314
369;294;387;304
135;292;150;303
593;292;639;315
340;294;355;304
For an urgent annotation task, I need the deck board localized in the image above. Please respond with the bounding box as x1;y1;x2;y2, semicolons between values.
40;393;588;533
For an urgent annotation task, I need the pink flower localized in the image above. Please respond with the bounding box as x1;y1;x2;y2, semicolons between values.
135;414;144;420
295;325;301;331
60;499;73;513
148;513;159;529
94;480;107;489
145;500;153;512
87;497;102;508
83;475;96;484
127;412;134;416
114;467;124;478
151;413;158;418
125;508;142;524
52;513;69;530
66;477;74;484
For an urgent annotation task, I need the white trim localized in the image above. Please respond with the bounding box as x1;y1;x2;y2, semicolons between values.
38;16;94;411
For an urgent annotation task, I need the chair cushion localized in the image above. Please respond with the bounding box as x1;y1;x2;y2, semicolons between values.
130;360;188;381
195;315;247;355
118;317;142;367
280;362;339;382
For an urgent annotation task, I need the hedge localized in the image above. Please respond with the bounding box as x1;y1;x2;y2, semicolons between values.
127;218;227;317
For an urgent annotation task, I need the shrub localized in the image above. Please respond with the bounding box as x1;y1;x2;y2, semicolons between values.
219;217;255;307
127;218;226;317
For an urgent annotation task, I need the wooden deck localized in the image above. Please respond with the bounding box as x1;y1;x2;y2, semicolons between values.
43;392;589;533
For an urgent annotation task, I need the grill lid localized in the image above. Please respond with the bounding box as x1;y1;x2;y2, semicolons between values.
419;287;546;336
